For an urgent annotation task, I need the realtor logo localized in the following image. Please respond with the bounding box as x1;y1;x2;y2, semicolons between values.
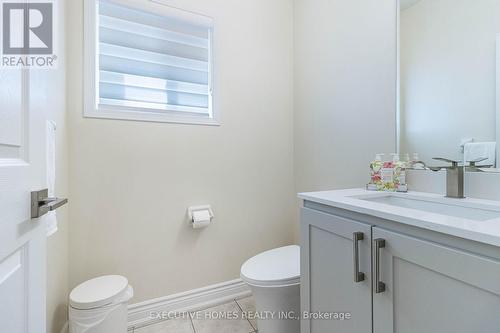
1;1;56;67
3;2;52;54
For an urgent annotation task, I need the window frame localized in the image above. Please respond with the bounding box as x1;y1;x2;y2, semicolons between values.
83;0;218;126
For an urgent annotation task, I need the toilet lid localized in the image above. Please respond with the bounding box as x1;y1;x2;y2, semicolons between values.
241;245;300;287
70;275;129;310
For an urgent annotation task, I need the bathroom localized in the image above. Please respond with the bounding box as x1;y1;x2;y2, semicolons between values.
1;0;500;332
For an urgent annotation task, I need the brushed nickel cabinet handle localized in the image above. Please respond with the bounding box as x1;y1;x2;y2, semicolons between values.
353;232;365;283
374;238;386;293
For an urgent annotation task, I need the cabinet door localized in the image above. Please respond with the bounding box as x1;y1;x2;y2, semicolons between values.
301;208;372;333
373;227;500;333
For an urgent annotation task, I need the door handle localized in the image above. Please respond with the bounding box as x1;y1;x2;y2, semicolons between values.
31;189;68;218
353;232;365;283
374;238;386;293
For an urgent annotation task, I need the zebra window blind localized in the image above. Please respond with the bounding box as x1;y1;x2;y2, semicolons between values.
96;0;214;121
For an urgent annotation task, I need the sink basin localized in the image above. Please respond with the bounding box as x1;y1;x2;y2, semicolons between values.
358;194;500;221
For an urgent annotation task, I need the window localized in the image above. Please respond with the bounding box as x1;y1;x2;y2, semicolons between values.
84;0;217;125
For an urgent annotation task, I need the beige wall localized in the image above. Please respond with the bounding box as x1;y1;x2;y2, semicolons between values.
67;0;295;303
47;0;69;332
294;0;397;193
400;0;500;162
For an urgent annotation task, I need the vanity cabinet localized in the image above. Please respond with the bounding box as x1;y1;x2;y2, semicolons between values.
373;227;500;333
301;206;500;333
300;208;372;333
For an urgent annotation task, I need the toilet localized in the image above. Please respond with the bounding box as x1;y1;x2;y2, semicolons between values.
69;275;134;333
240;245;300;333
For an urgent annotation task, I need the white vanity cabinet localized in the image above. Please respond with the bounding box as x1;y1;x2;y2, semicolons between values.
301;205;500;333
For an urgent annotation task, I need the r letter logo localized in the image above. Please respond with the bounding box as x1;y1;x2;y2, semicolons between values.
3;3;52;54
2;1;56;67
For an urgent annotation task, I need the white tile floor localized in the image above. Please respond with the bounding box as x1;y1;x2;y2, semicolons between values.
131;297;258;333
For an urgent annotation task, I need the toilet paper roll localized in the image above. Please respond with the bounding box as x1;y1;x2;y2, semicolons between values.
192;210;212;229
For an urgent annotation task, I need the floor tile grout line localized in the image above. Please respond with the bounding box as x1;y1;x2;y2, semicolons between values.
234;298;243;312
234;298;257;332
189;315;197;333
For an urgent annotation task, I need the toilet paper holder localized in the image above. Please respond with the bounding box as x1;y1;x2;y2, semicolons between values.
187;205;214;223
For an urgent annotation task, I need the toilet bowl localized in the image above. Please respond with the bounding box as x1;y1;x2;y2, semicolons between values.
240;245;300;333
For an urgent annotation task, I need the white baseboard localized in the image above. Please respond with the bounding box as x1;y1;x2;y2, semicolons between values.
127;279;251;329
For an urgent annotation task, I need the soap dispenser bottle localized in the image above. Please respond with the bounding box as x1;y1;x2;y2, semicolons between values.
367;153;384;190
380;155;396;191
393;153;408;192
410;152;425;169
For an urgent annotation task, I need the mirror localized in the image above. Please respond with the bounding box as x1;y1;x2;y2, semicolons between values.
398;0;500;169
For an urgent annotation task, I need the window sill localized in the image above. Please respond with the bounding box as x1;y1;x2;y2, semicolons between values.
84;108;220;126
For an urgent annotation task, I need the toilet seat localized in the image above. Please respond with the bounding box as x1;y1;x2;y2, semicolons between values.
240;245;300;287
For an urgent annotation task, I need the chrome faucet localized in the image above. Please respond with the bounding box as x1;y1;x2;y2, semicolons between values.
428;157;490;199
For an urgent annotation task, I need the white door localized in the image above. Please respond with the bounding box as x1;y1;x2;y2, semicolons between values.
0;54;49;333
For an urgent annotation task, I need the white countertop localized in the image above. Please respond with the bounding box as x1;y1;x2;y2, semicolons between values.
299;188;500;248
